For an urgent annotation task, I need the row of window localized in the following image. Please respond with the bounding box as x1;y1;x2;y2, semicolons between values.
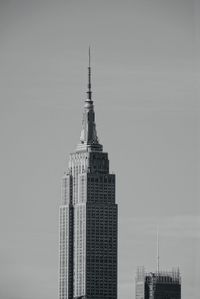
88;177;114;183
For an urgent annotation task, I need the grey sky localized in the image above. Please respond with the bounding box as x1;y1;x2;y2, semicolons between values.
0;0;199;298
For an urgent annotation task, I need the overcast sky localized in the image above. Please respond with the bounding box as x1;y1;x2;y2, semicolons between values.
0;0;199;299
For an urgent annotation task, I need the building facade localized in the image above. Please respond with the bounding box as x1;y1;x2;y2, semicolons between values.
135;267;181;299
59;53;118;299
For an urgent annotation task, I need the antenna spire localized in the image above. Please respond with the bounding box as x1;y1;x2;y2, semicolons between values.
87;46;92;100
89;45;91;68
157;228;160;273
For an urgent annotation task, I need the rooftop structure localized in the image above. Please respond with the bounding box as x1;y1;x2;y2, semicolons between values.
136;267;181;299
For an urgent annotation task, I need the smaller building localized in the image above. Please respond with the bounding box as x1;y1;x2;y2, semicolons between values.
135;267;181;299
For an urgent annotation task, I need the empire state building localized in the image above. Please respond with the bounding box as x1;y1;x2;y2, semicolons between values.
59;51;118;299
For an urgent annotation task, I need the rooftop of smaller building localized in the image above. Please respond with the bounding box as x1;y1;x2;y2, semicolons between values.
136;267;181;284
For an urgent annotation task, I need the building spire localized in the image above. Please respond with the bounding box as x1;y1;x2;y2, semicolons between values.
157;228;160;273
87;46;92;100
77;48;103;152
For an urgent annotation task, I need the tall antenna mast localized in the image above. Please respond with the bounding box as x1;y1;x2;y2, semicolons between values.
157;228;160;273
87;46;92;100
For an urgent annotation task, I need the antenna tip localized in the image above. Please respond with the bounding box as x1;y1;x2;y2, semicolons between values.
88;46;91;67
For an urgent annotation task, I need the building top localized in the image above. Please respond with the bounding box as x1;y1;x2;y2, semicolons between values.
136;267;181;284
76;48;103;152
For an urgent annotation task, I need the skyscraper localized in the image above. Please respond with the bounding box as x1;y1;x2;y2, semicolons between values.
59;50;118;299
135;267;181;299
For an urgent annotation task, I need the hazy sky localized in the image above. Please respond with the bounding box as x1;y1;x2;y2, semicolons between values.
0;0;199;298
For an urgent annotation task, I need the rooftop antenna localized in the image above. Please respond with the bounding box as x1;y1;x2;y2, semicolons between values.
157;228;160;273
87;46;92;100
